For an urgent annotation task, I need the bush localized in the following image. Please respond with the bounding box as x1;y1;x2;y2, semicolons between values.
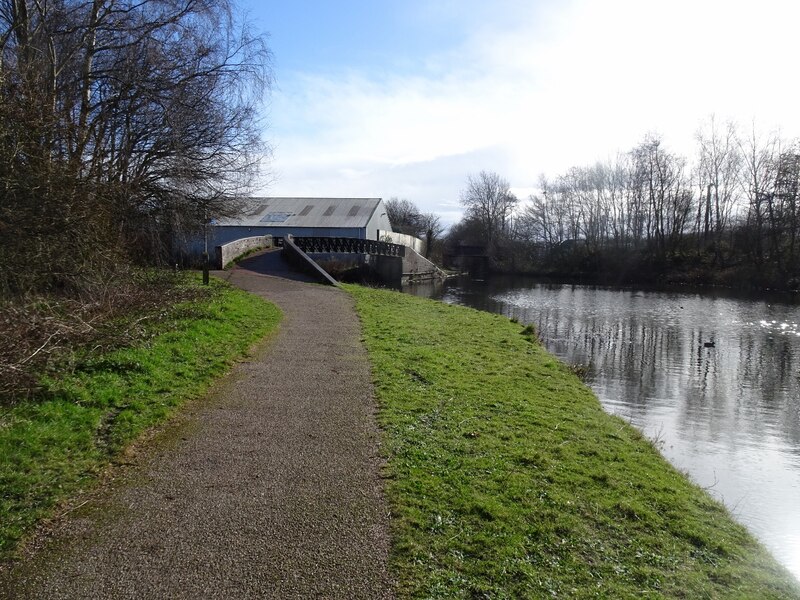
0;270;204;404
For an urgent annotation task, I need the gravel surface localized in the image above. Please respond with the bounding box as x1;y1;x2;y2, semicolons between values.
1;254;394;599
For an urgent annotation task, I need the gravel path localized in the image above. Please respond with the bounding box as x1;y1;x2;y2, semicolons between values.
1;255;394;599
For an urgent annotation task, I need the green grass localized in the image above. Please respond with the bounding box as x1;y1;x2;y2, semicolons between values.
0;276;281;561
345;284;800;599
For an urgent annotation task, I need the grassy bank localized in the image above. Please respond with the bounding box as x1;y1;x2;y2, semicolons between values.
0;276;281;562
346;285;800;599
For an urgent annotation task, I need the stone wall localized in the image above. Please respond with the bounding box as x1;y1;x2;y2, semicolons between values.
402;246;445;281
378;230;425;255
214;235;273;269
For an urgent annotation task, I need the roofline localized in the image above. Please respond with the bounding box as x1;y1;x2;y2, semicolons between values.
364;197;383;225
217;197;384;229
247;196;382;201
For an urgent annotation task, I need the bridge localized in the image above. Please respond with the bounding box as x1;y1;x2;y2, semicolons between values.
214;234;430;287
291;236;405;257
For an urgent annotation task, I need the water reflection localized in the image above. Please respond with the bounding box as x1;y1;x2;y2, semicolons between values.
407;277;800;579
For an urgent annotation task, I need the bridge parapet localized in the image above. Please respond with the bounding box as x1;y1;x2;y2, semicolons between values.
293;236;405;257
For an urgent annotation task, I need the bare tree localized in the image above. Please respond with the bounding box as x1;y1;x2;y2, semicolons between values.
447;125;799;287
630;135;692;258
694;116;743;258
419;212;444;258
460;171;517;249
0;0;272;294
385;197;424;237
771;146;800;272
738;125;780;269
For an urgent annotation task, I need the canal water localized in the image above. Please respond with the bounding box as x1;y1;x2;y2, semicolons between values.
406;276;800;580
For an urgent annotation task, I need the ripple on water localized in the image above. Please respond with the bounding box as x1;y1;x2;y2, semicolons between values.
756;319;800;336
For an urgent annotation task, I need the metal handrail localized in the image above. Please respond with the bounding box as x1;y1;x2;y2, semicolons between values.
292;237;406;257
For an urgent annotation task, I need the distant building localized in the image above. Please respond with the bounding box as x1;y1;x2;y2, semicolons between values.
218;197;392;241
185;197;394;259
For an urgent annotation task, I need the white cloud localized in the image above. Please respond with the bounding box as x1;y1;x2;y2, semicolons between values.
260;0;800;225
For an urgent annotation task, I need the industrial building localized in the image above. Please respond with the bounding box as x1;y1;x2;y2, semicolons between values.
207;197;393;248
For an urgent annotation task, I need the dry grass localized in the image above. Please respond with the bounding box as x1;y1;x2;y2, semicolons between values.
0;270;205;403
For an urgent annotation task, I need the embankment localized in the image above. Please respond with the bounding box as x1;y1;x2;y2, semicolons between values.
346;284;800;599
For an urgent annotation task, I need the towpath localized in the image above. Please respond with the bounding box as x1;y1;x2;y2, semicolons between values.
1;253;394;599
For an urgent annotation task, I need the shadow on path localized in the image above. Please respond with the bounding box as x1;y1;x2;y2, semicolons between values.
235;248;318;283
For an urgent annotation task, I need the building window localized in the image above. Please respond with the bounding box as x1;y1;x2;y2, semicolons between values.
260;212;293;223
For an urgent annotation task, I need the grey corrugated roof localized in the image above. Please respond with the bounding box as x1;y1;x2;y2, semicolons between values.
217;197;382;229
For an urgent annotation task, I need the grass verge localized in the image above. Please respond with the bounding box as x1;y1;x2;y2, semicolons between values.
346;284;800;599
0;275;280;562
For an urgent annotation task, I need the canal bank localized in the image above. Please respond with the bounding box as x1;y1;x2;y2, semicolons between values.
348;284;800;598
406;275;800;581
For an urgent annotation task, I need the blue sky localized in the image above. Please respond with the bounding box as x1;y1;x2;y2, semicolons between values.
249;2;456;73
240;0;800;225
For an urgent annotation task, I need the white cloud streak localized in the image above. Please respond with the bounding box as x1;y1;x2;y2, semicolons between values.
261;0;800;224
